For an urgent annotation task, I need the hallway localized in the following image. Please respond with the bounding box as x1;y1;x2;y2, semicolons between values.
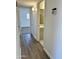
20;33;50;59
16;0;62;59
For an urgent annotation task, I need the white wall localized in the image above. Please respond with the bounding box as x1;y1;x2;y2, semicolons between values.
44;0;62;59
31;4;39;40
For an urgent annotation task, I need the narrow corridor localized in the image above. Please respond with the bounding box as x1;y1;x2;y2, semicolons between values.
20;33;50;59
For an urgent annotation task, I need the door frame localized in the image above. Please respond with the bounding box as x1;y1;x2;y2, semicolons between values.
37;0;45;42
18;6;32;33
16;6;21;59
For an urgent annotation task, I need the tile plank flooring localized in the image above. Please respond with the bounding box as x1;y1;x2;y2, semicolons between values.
20;33;50;59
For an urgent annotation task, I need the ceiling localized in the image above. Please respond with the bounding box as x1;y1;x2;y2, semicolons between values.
17;0;41;2
17;0;42;7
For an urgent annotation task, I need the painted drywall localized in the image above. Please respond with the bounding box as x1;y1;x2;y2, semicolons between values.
31;5;38;40
17;0;37;7
19;8;31;27
44;0;62;59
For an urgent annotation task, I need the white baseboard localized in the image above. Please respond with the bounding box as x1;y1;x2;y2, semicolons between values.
43;47;53;59
31;33;40;41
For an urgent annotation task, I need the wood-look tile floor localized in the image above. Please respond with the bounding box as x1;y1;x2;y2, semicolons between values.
20;33;50;59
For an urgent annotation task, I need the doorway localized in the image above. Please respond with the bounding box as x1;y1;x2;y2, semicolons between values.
39;0;45;45
19;7;31;34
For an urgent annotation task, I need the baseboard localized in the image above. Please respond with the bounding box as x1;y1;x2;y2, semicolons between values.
38;41;53;59
31;33;53;59
43;47;53;59
31;33;40;41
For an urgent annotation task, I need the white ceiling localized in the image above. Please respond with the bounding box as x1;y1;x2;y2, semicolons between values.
17;0;41;2
17;0;42;7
